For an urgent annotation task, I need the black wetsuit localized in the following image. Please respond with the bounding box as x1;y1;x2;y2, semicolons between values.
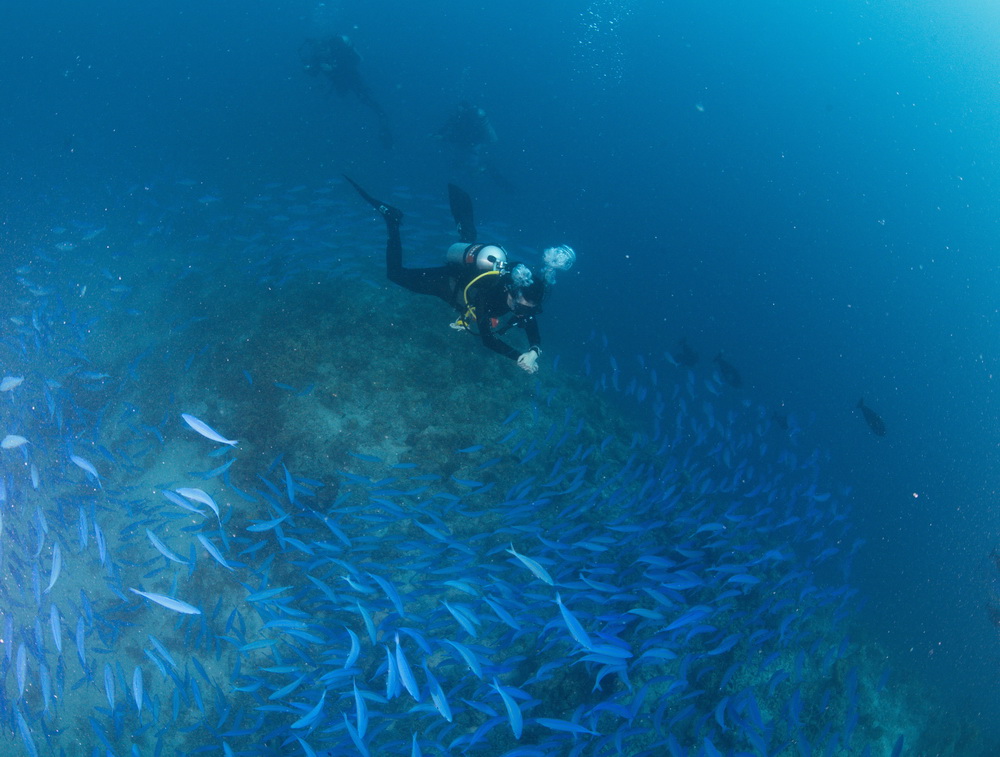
383;217;541;361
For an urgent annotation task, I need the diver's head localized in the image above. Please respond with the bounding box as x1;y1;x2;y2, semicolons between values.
506;263;545;314
506;288;542;316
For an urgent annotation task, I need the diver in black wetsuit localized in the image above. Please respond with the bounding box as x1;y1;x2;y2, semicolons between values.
434;101;512;191
301;35;393;149
437;101;496;152
345;177;575;373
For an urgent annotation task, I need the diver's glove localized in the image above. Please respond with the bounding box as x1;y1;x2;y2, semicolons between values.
517;349;540;374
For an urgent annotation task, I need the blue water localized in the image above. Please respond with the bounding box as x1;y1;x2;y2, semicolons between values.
1;1;998;754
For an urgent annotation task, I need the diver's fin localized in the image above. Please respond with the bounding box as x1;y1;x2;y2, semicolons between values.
343;175;402;223
448;183;477;243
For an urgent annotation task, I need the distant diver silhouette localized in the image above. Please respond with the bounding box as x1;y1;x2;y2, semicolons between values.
856;398;887;437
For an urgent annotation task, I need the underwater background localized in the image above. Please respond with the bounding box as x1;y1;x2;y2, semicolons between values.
1;0;998;755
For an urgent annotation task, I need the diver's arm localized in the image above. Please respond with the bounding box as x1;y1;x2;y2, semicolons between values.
516;318;541;373
472;290;519;360
523;318;541;354
477;319;520;360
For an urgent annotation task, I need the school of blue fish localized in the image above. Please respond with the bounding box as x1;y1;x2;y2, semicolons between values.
0;179;906;756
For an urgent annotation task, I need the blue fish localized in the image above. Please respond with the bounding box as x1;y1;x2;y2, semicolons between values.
341;711;370;757
291;689;326;729
555;592;593;650
368;572;405;617
247;514;290;532
145;529;189;565
706;633;742;656
103;663;115;708
444;639;483;679
444;600;478;637
353;680;369;737
49;605;62;654
197;534;234;570
269;674;307;701
16;710;36;757
129;588;201;615
384;644;400;699
132;666;143;715
344;628;361;669
394;633;421;701
181;413;237;446
75;616;86;669
70;454;101;487
356;602;376;645
16;644;26;696
491;677;523;739
506;544;555;585
891;735;904;757
535;717;598;736
423;663;453;722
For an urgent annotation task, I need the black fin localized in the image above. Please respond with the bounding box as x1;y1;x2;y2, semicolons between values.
343;175;402;223
448;183;477;243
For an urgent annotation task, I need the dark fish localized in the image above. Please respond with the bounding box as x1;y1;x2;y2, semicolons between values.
672;337;699;367
856;398;887;437
713;353;742;388
987;603;1000;629
891;735;904;757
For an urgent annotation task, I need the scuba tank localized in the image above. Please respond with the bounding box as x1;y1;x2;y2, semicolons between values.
447;243;507;272
446;243;509;331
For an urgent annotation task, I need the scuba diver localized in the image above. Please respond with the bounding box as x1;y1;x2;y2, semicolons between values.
434;101;512;190
345;177;575;373
300;35;393;149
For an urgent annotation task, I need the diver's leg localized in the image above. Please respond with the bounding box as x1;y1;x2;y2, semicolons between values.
385;222;453;301
352;85;393;149
448;184;477;243
364;100;393;150
345;176;452;302
392;265;454;302
384;219;454;302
